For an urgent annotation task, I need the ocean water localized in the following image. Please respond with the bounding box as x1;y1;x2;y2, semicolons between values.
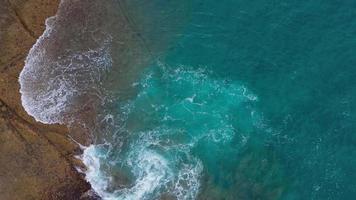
19;0;356;199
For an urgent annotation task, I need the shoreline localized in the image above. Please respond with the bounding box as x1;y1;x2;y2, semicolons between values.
0;0;96;199
1;0;193;199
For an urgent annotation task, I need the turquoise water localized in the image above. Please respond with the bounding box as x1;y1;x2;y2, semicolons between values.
83;1;356;199
20;0;356;199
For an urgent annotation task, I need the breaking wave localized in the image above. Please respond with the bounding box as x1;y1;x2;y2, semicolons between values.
19;0;113;124
81;64;261;199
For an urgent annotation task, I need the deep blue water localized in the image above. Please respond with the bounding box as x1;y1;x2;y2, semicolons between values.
20;0;356;199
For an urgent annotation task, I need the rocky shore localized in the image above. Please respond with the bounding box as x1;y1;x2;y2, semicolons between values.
0;0;96;199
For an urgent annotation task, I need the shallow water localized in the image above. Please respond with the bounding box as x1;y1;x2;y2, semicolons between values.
20;0;356;199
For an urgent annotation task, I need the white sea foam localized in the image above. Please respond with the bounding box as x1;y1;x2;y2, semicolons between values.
173;158;203;200
82;143;174;200
19;1;112;125
81;127;204;200
121;149;172;200
19;36;112;124
82;145;113;198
